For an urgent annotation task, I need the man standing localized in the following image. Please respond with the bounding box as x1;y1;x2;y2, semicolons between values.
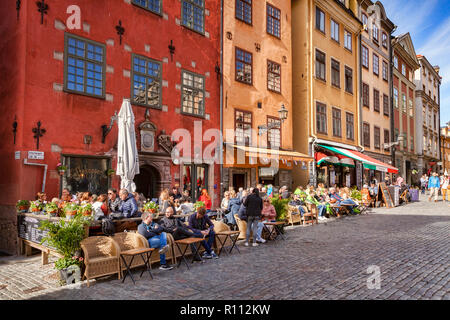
188;207;219;259
137;212;173;270
420;174;427;194
428;172;440;202
243;188;263;247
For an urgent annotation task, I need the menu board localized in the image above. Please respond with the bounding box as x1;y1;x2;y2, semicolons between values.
17;215;50;245
378;182;394;208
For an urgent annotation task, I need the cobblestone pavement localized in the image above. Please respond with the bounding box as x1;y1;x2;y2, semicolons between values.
1;193;449;300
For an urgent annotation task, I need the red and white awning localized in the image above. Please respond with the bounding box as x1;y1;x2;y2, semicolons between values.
318;144;398;173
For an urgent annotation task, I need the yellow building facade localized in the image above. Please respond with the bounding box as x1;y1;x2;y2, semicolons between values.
292;0;363;187
222;0;307;191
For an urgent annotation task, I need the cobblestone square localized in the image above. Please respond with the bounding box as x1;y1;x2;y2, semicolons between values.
1;194;449;300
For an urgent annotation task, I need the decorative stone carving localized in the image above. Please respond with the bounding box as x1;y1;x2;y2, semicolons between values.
139;115;157;153
157;130;173;154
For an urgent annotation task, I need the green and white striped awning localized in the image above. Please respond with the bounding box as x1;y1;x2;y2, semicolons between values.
318;144;399;173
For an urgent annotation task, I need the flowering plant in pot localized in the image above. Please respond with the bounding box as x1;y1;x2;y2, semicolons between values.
29;200;44;213
142;201;159;213
78;203;93;216
16;200;30;212
193;201;205;210
63;202;79;219
56;163;67;175
45;202;59;217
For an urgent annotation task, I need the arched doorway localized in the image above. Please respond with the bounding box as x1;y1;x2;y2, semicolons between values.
134;165;161;200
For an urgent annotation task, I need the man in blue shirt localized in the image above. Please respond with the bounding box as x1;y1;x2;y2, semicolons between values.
118;189;139;218
137;211;173;270
428;172;440;202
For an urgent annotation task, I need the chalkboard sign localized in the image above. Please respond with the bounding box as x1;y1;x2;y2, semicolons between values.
17;215;50;246
378;182;394;208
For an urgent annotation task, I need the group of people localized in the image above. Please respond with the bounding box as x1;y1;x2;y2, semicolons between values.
219;184;361;247
420;172;449;202
137;204;220;271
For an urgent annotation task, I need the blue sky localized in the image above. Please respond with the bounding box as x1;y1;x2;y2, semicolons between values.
382;0;450;126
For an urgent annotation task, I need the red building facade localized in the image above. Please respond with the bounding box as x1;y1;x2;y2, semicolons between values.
0;0;221;254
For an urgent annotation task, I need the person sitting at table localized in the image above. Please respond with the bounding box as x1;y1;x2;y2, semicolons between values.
36;192;47;203
306;191;328;221
187;207;219;259
226;191;241;227
80;192;92;205
107;188;121;213
329;188;343;203
117;189;140;218
179;197;194;216
160;207;195;240
160;189;176;215
198;189;212;212
221;191;230;212
368;183;378;198
92;194;108;220
137;211;173;270
289;194;307;216
172;186;183;200
61;188;77;202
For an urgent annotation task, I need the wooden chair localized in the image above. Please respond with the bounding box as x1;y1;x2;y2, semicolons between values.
287;205;302;226
304;203;318;225
400;189;409;204
80;236;121;287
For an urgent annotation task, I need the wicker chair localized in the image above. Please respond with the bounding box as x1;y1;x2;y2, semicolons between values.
213;220;233;251
112;232;150;277
234;214;247;240
287;205;302;226
80;236;121;287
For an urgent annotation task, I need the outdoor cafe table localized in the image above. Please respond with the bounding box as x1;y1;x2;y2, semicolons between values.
174;237;205;270
120;247;155;284
215;230;241;256
263;221;286;241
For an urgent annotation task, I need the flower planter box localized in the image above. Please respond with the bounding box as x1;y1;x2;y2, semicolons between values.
59;265;82;285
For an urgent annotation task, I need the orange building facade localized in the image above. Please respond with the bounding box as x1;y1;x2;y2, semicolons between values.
222;0;307;192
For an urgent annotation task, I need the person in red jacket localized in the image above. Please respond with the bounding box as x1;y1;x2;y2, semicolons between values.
198;189;212;212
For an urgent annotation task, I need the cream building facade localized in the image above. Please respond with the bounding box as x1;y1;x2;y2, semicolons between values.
414;55;441;175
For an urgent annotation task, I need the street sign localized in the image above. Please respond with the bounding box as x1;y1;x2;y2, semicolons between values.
15;151;21;160
28;151;44;160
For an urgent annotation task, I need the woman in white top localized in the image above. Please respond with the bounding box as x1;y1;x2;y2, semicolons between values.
441;174;449;202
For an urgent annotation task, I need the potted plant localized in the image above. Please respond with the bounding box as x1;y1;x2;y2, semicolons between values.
78;203;93;217
63;202;79;219
16;200;30;212
39;215;91;285
45;202;59;217
56;163;67;176
193;201;205;210
29;200;44;213
142;201;159;213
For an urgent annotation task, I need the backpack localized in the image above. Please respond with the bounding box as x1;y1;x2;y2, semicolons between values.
101;217;115;236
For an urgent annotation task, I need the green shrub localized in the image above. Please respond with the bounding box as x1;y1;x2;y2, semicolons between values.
270;196;289;221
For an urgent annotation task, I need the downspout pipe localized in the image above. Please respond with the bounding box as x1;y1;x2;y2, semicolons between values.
219;0;224;200
390;26;397;171
24;158;48;193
